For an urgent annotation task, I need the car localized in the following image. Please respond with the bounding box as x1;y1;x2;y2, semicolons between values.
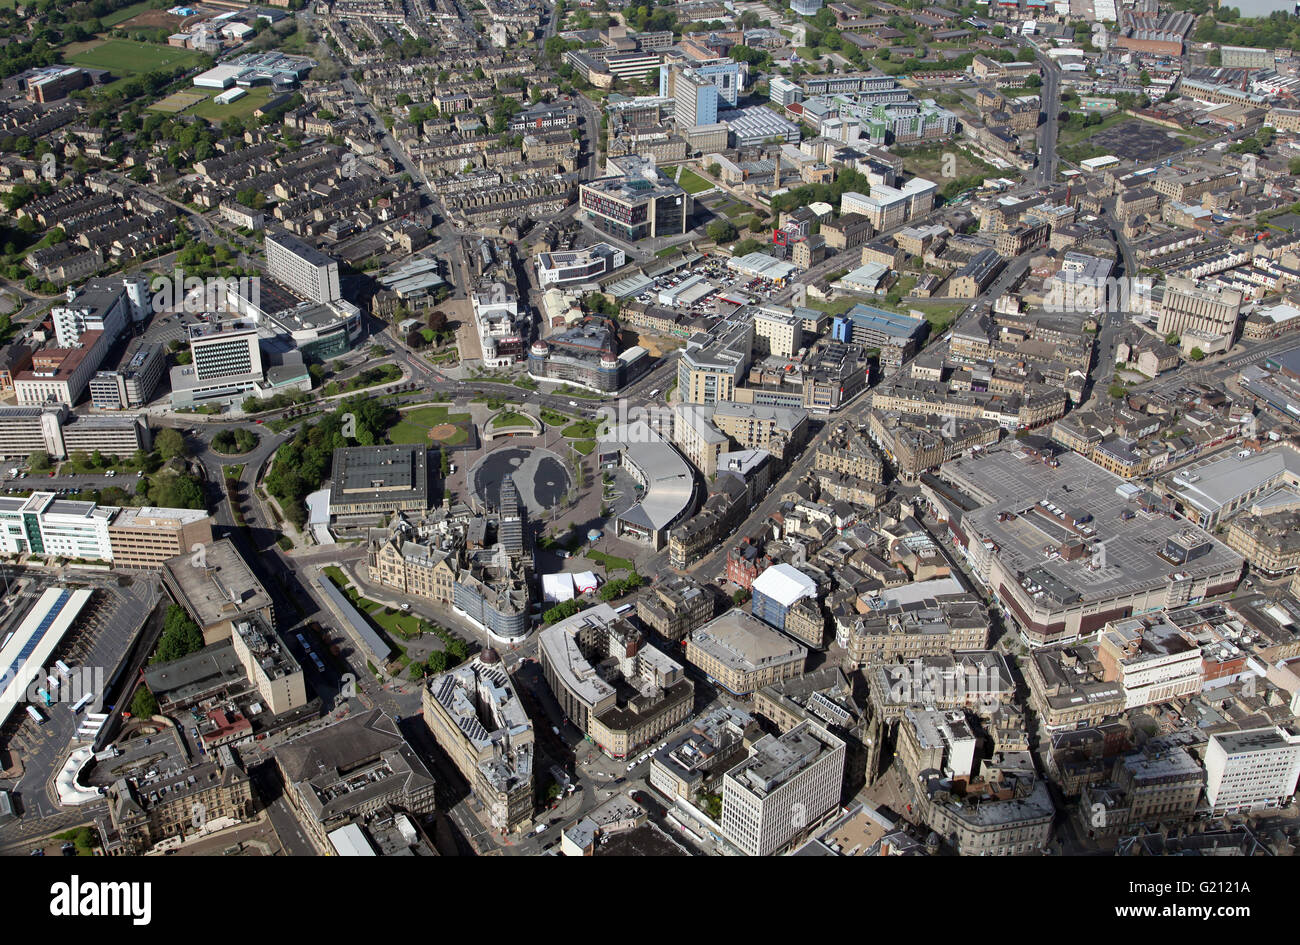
255;419;264;425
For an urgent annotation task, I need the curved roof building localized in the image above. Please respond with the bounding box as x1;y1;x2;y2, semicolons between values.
598;419;697;549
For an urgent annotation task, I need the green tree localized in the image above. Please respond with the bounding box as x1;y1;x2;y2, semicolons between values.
28;450;51;471
155;427;188;460
151;605;204;664
1189;347;1206;361
130;686;159;719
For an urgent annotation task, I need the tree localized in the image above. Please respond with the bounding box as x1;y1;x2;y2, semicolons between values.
130;686;159;719
707;220;738;243
1165;332;1180;346
28;450;51;471
152;605;204;663
155;428;187;460
1189;347;1206;361
150;473;206;510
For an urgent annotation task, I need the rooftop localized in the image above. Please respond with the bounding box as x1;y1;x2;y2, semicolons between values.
942;447;1242;606
690;607;807;675
726;720;843;799
162;538;272;629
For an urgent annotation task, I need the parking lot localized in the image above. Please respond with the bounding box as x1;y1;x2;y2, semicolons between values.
1087;120;1185;164
621;253;792;322
0;471;142;498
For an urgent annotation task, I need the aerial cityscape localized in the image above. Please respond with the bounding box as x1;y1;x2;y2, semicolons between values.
0;0;1298;873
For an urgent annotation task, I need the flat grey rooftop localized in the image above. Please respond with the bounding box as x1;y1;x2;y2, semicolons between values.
943;448;1242;603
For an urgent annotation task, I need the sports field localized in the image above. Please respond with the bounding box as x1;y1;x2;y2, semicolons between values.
187;85;274;120
67;38;207;76
150;90;208;113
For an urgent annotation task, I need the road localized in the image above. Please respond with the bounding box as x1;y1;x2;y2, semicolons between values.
1021;37;1061;187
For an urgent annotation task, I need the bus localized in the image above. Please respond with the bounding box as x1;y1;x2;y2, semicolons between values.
55;660;71;677
36;687;51;706
26;705;45;725
70;693;92;714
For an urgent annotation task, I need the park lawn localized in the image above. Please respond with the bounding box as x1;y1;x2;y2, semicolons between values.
67;39;208;77
323;568;423;641
585;550;634;572
562;420;600;438
490;410;533;429
573;439;595;455
677;168;715;194
404;405;469;427
541;408;573;426
388;420;468;446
